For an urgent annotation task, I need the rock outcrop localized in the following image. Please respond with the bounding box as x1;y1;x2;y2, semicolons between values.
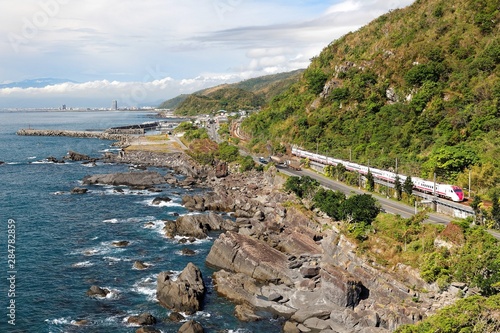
65;150;95;162
156;263;205;315
206;231;292;285
70;187;88;194
178;320;204;333
82;171;166;188
163;212;229;239
127;313;157;326
86;285;110;298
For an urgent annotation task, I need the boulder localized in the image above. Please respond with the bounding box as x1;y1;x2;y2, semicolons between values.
82;171;167;188
71;187;88;194
321;263;366;308
178;320;204;333
86;285;110;298
215;161;228;178
65;150;94;162
152;196;171;205
283;321;300;333
206;231;291;284
127;313;157;326
166;212;224;239
168;312;185;322
47;156;64;163
112;240;130;247
234;304;262;322
181;248;196;256
133;261;150;270
157;263;205;315
136;327;161;333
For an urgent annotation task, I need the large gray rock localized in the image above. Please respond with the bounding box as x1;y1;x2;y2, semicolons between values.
65;150;94;162
157;263;205;315
164;212;225;239
82;171;166;188
86;285;110;298
206;231;291;284
178;320;204;333
127;313;157;326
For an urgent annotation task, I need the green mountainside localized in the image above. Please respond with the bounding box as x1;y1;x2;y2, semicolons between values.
242;0;499;196
159;69;303;115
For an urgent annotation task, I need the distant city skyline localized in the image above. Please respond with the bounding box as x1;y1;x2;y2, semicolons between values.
0;0;414;108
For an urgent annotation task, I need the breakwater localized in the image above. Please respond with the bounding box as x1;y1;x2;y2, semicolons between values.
16;128;130;142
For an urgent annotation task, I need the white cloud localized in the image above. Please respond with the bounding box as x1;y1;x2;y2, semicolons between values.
0;0;415;108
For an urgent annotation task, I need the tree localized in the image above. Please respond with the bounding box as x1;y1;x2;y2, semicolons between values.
217;142;239;162
336;163;346;181
471;195;482;225
395;174;403;201
403;176;414;197
313;188;345;220
284;176;319;199
339;194;380;224
366;170;375;192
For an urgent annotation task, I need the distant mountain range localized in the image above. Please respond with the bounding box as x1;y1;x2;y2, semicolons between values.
0;78;78;89
158;69;304;115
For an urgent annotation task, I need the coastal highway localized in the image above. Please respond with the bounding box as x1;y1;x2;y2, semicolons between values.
276;165;500;240
274;165;496;231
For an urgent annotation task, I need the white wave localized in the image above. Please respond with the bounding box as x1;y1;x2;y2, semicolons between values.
103;216;158;225
103;256;132;265
72;261;94;268
27;156;37;159
99;148;122;153
31;160;53;164
143;198;183;208
174;235;212;244
45;317;71;325
75;242;126;257
52;191;66;195
131;274;158;302
142;219;165;233
105;288;121;300
6;162;21;165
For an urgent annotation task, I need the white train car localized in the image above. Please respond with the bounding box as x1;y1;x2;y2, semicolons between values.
291;147;464;202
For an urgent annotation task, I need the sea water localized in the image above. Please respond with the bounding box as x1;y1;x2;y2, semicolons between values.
0;110;282;332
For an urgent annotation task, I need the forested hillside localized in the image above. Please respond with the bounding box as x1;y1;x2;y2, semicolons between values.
159;70;303;115
242;0;499;197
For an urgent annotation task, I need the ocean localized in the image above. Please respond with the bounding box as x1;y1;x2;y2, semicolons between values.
0;110;282;333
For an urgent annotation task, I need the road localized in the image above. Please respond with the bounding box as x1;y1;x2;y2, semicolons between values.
275;165;500;239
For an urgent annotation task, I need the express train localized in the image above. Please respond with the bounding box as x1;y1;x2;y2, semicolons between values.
291;147;464;202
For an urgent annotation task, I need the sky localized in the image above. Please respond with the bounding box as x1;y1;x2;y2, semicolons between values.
0;0;414;109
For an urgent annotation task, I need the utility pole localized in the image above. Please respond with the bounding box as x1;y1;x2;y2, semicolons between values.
468;170;471;199
395;157;398;174
349;148;352;161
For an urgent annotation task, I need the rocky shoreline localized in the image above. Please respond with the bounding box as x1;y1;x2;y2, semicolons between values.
76;148;468;333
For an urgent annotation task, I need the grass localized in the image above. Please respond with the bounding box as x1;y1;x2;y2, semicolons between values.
145;134;170;142
345;212;445;271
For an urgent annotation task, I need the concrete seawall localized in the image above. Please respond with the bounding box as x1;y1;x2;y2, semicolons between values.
16;128;131;142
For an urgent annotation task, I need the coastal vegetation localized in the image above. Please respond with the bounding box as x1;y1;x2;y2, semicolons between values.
395;294;500;332
175;121;257;172
283;173;500;330
240;0;499;202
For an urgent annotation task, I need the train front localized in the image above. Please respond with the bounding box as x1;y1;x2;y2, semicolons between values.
451;186;464;202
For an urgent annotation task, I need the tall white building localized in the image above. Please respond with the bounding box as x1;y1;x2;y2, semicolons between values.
111;100;118;110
